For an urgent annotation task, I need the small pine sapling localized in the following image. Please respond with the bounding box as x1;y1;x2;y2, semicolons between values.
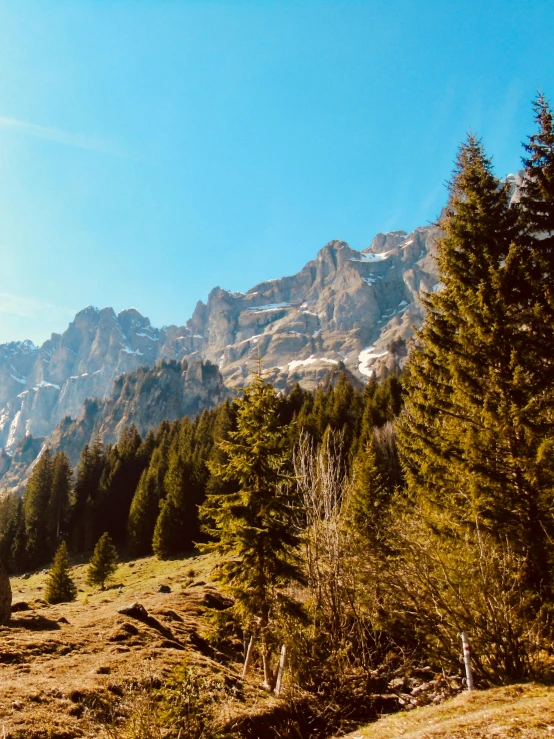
87;532;119;590
45;541;77;604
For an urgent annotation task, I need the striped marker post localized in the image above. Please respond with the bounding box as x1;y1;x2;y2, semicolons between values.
461;631;474;691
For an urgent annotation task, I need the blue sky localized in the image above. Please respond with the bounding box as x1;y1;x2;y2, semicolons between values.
0;0;552;344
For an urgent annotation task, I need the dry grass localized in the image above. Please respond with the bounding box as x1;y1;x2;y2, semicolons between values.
0;551;257;739
339;683;554;739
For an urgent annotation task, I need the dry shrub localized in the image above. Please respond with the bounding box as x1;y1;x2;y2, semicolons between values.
374;507;554;685
289;432;393;732
101;661;234;739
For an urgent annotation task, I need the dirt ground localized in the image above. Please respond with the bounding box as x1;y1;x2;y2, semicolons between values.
0;553;245;738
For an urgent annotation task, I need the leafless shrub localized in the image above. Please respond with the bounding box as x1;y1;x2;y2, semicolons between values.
374;504;554;684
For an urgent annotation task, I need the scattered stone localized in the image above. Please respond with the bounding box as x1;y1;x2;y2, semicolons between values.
128;563;135;568
108;622;139;642
11;601;30;612
156;638;185;650
190;580;206;587
118;602;148;620
157;584;171;593
22;573;31;580
94;665;111;674
12;701;23;710
0;559;12;624
57;616;70;624
202;590;233;611
388;677;405;690
157;609;184;622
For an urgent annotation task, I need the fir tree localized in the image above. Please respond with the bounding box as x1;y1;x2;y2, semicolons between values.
152;445;203;559
23;449;53;568
87;532;119;590
96;425;145;545
44;541;77;604
70;439;105;552
127;440;170;556
348;434;391;547
200;370;303;688
46;452;72;551
399;134;554;595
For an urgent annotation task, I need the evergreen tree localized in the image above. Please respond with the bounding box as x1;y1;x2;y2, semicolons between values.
127;435;171;556
87;532;119;590
348;434;391;547
46;452;72;551
23;449;53;568
70;438;105;552
399;134;554;595
44;541;77;604
96;425;145;545
199;370;303;688
152;445;203;559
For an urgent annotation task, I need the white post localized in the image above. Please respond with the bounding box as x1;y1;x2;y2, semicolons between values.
461;631;474;691
242;634;255;679
274;644;286;696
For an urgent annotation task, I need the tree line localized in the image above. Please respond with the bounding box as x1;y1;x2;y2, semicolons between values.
0;371;402;574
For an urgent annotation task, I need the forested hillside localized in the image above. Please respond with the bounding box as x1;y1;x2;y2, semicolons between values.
0;370;402;574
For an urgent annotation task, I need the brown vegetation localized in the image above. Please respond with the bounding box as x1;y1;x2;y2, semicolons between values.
0;554;257;738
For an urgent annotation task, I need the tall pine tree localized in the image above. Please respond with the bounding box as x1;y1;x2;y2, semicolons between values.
23;449;53;569
200;370;303;688
399;134;554;596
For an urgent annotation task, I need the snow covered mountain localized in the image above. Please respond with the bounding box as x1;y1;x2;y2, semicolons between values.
0;308;196;452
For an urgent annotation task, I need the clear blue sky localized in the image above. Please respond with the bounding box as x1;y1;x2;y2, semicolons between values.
0;0;552;344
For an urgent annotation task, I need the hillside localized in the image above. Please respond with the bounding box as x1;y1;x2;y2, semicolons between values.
339;683;554;738
0;358;227;491
1;553;258;739
4;553;554;739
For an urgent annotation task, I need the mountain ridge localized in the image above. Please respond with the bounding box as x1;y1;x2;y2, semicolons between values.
0;225;439;457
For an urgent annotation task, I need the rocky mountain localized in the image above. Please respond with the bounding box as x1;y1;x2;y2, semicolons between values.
0;308;202;453
185;225;439;389
0;224;439;460
0;358;226;489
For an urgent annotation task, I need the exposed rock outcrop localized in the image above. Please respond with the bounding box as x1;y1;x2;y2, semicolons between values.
183;226;439;388
0;308;196;452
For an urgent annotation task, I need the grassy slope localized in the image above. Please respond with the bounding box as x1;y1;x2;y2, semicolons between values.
1;552;275;739
340;683;554;739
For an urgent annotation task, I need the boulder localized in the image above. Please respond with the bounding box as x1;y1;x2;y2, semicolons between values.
0;559;12;623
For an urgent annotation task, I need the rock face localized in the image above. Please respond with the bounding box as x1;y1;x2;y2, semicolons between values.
0;226;439;457
0;559;11;624
0;308;199;452
0;227;439;455
183;226;439;389
2;358;227;482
